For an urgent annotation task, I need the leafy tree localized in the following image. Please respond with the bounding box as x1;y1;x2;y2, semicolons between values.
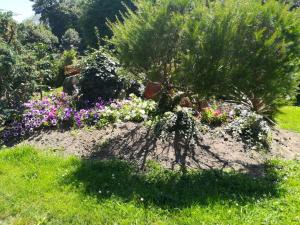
110;0;300;115
0;11;18;45
61;28;81;50
81;0;135;47
18;20;59;48
17;20;64;87
30;0;81;39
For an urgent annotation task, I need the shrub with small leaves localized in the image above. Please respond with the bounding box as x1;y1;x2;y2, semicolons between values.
79;48;125;102
154;108;200;144
226;105;272;150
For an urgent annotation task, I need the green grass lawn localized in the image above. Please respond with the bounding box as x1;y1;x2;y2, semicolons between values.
275;106;300;133
1;146;300;224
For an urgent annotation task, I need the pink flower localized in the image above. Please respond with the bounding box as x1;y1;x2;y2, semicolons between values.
213;109;222;116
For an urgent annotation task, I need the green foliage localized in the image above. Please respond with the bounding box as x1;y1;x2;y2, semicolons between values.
226;106;272;150
62;49;78;66
201;107;228;126
154;109;199;143
79;48;125;101
0;40;36;125
61;28;81;50
81;0;135;48
0;11;18;45
36;53;65;87
31;0;82;39
108;0;190;83
180;0;300;115
110;0;300;116
18;20;59;48
0;11;64;125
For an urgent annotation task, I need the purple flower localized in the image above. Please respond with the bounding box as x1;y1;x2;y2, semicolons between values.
51;119;57;126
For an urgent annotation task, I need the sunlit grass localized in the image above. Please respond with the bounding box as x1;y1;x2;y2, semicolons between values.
275;106;300;133
0;146;300;224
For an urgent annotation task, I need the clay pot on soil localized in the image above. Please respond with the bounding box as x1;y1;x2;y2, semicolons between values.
64;65;81;77
198;100;209;112
144;82;162;99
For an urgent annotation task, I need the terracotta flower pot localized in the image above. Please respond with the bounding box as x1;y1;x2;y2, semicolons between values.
144;82;162;99
64;65;81;77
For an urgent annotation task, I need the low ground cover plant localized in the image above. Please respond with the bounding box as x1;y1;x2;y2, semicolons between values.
201;106;228;126
1;92;156;143
226;105;273;150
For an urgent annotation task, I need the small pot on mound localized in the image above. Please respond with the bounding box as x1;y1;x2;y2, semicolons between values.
144;82;162;100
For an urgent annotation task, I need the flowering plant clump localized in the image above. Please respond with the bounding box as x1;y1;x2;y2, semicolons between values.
201;106;228;126
2;92;157;143
2;93;75;142
96;94;157;128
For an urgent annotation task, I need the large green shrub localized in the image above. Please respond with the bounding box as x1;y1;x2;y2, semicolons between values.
180;0;300;115
61;28;81;50
31;0;81;39
108;0;192;86
0;12;64;125
0;11;18;45
79;49;125;101
110;0;300;116
79;48;144;101
18;21;59;48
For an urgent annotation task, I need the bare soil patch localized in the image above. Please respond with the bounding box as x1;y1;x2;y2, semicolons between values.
19;122;300;174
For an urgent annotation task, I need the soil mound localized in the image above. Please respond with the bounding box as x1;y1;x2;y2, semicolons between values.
20;122;300;174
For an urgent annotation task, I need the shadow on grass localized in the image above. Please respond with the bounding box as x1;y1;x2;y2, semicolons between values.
65;159;282;209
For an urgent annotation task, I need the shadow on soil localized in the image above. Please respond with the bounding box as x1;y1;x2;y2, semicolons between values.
65;159;282;209
89;124;266;174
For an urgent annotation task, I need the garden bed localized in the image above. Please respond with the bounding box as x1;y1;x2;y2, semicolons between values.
2;92;300;175
17;122;300;175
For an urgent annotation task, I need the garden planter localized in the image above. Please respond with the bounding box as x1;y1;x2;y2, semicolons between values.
144;82;162;99
64;65;81;77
